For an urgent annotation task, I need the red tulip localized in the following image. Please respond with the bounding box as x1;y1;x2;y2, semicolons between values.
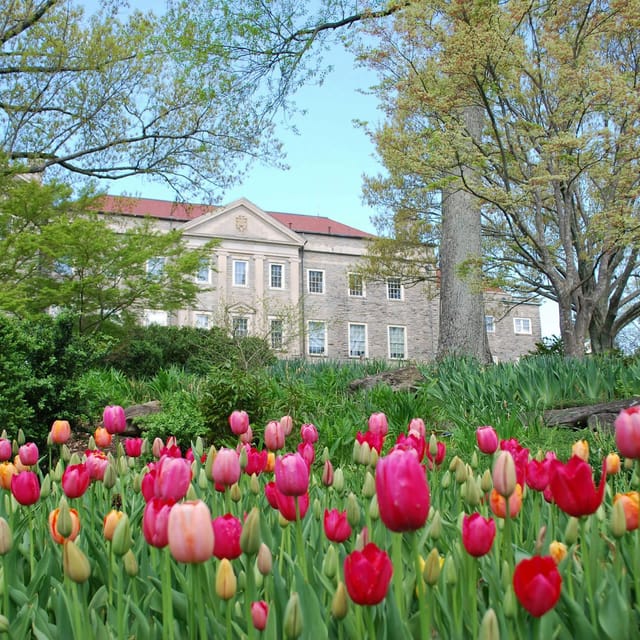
275;453;309;496
168;500;213;563
62;463;91;499
18;443;38;467
243;446;268;476
462;513;496;557
393;433;426;461
103;405;126;435
549;456;606;517
300;423;318;444
476;426;498;454
0;439;11;462
526;453;556;492
368;412;388;436
212;448;241;488
355;430;384;454
375;448;429;532
251;601;269;631
615;407;640;459
344;543;393;605
276;491;309;522
264;420;285;451
212;514;242;559
11;471;40;505
229;410;250;436
154;455;192;502
500;438;529;487
143;497;174;548
124;438;143;458
264;481;279;509
324;509;352;543
513;555;562;617
50;420;71;445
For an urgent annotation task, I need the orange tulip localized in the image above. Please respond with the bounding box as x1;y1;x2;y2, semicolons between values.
50;420;72;445
549;540;567;565
571;440;589;462
49;508;81;544
103;510;125;541
0;463;16;490
265;452;276;473
489;484;523;518
606;452;621;475
13;455;30;473
94;427;112;449
613;492;640;531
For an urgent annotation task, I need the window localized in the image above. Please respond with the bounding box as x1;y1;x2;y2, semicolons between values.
307;321;327;356
387;278;403;300
194;313;211;329
270;318;284;350
233;260;248;287
307;269;325;294
144;310;168;326
270;263;284;289
232;317;249;338
388;326;406;359
485;316;495;333
349;323;367;358
348;273;365;297
514;317;532;335
147;257;165;279
195;259;211;284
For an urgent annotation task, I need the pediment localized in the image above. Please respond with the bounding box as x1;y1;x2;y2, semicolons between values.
181;198;304;246
227;302;256;315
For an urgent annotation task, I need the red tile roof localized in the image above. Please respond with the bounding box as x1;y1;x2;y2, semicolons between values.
97;195;373;238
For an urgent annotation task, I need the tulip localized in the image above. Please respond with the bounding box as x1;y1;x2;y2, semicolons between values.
212;448;241;488
408;418;426;439
606;452;621;474
614;406;640;458
297;442;315;468
478;609;499;640
549;456;606;517
152;437;164;458
499;438;530;487
322;459;334;486
103;510;125;541
240;507;261;555
343;543;393;605
13;454;29;473
283;592;303;638
49;507;81;544
154;455;192;501
63;540;91;583
324;509;352;543
94;427;112;449
251;601;269;631
143;497;174;548
512;555;562;617
0;440;11;462
493;451;517;498
111;513;132;556
275;453;309;496
85;450;109;481
526;458;552;492
462;513;497;557
124;438;143;458
423;548;443;586
18;443;38;467
212;514;242;560
368;412;388;436
613;491;640;531
0;462;16;490
50;420;71;445
264;420;285;451
279;415;293;436
476;426;499;454
331;582;349;619
355;430;384;455
243;446;268;476
549;541;567;565
571;439;589;462
276;491;310;522
257;543;273;575
215;558;237;600
62;463;91;499
168;500;214;563
489;484;523;519
0;518;12;555
300;423;319;444
11;471;40;505
239;426;253;444
229;410;250;435
375;448;430;532
394;432;426;461
103;405;126;435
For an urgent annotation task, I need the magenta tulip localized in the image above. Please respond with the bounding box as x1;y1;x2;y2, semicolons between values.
154;455;192;502
143;497;174;548
103;405;126;435
276;491;310;522
18;443;38;467
275;453;309;496
124;438;143;458
476;426;499;454
324;509;352;543
0;439;11;462
168;500;213;563
462;513;496;557
300;423;319;444
212;514;242;559
615;407;640;459
11;471;40;505
297;441;315;467
62;463;91;499
229;410;250;436
344;543;393;605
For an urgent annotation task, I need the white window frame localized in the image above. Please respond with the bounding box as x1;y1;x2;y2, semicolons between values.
144;309;168;326
269;263;285;290
348;323;367;358
269;317;284;350
514;317;532;335
388;325;407;360
195;259;211;284
307;320;327;356
386;277;403;300
232;260;248;287
194;312;211;329
232;316;249;338
348;273;365;297
485;315;495;334
307;269;325;294
146;257;165;279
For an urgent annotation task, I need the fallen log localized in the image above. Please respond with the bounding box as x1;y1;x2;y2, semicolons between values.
543;397;640;430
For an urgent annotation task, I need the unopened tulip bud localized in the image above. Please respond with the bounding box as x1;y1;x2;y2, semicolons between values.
279;513;289;528
333;468;344;492
132;471;142;493
0;518;12;555
17;429;25;446
492;451;516;498
87;435;96;450
449;456;460;473
504;587;517;618
369;494;379;520
61;445;71;462
112;513;132;556
478;608;499;640
117;456;128;476
123;549;139;577
362;471;376;498
331;582;348;620
441;471;451;488
470;451;479;469
51;459;64;482
481;469;493;493
501;560;511;589
606;453;621;475
624;457;635;471
429;434;438;459
63;540;91;583
354;527;369;551
534;525;547;555
611;499;628;538
0;615;8;633
205;446;216;480
152;437;163;458
358;442;371;465
368;449;379;468
444;555;457;586
549;540;567;564
197;468;208;490
103;464;117;489
240;507;261;556
423;548;442;586
428;510;442;540
194;437;204;459
323;544;338;579
313;498;322;521
564;516;579;545
239;447;248;471
70;452;82;466
257;543;272;575
40;474;51;499
216;559;237;600
346;493;361;528
283;592;303;639
464;477;481;507
249;473;260;495
454;458;467;484
57;497;73;539
322;459;334;487
229;483;241;502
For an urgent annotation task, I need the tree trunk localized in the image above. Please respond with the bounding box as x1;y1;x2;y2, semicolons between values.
437;106;491;363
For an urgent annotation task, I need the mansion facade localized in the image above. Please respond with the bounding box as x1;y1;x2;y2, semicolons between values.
99;196;541;362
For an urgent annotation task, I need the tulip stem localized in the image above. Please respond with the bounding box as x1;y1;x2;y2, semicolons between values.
245;553;256;640
117;561;125;640
162;548;175;640
392;533;405;618
412;532;429;640
295;498;308;581
28;507;35;580
581;518;597;627
1;556;7;618
365;606;376;639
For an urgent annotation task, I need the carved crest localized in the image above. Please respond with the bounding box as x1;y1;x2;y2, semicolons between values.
235;215;248;232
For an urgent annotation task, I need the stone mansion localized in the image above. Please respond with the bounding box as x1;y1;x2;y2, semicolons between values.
98;195;541;362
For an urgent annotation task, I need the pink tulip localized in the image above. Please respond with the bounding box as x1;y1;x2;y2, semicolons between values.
154;455;192;502
11;471;40;505
368;412;389;436
264;420;285;451
300;423;318;444
615;407;640;459
324;509;352;543
322;459;334;486
462;513;496;557
62;463;91;499
124;438;143;458
212;514;242;560
239;426;253;445
103;405;126;435
0;439;11;462
212;448;241;487
141;464;157;501
493;451;517;498
18;443;38;467
297;442;315;467
476;426;499;454
279;415;293;436
251;601;269;631
408;418;426;439
229;410;250;436
275;453;309;496
85;450;109;481
143;497;175;548
168;500;214;563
